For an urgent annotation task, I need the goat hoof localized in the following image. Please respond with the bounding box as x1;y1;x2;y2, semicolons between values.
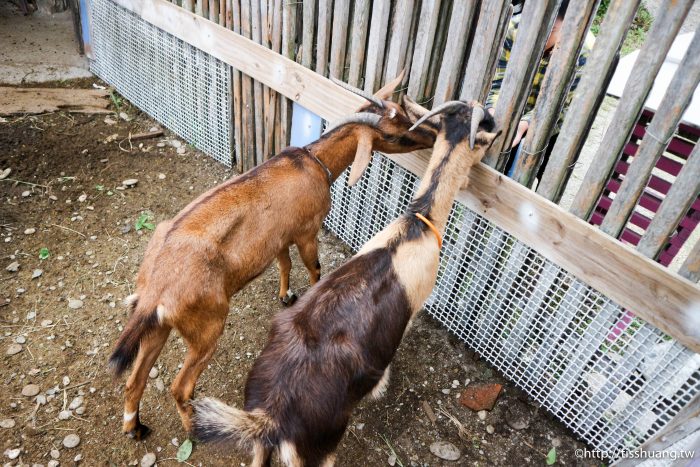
279;291;297;306
126;423;152;441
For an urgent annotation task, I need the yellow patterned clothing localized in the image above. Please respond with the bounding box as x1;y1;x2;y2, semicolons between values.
485;16;596;134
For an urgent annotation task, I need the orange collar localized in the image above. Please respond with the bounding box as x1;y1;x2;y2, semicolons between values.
415;213;443;249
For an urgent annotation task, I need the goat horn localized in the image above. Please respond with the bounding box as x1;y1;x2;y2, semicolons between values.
323;112;382;134
330;76;385;108
470;106;485;150
408;100;467;132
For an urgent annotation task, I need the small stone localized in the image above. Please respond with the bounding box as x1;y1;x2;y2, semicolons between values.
24;228;36;235
441;389;451;395
154;378;165;392
49;195;58;201
0;168;11;180
119;112;131;121
36;394;47;405
15;336;26;344
388;453;397;466
141;452;156;467
68;299;83;309
50;449;60;459
63;376;71;386
75;406;85;415
58;410;72;420
429;441;461;461
149;367;159;379
171;438;179;447
5;261;19;272
459;383;503;411
78;194;87;202
477;410;487;420
41;319;53;327
552;437;562;448
158;173;166;180
22;190;31;197
6;343;22;355
75;453;83;462
0;419;15;429
177;147;186;154
505;402;532;431
22;384;40;397
32;269;43;279
26;311;36;320
122;179;138;187
170;140;182;148
69;396;83;410
5;448;21;460
104;116;117;125
486;424;495;434
63;433;80;448
49;460;60;467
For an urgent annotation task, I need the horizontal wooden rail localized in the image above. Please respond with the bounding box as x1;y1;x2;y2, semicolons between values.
110;0;700;353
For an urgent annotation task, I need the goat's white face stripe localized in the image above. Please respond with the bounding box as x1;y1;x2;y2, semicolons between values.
123;410;137;422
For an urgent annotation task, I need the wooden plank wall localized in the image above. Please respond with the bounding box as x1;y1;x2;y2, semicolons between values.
166;0;700;305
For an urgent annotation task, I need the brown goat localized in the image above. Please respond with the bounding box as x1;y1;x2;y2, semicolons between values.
191;100;500;466
108;73;437;440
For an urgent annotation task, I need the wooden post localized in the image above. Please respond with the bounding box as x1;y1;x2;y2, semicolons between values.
600;31;700;237
482;0;562;170
250;0;264;165
568;0;694;220
635;144;700;260
347;0;370;87
301;0;316;69
363;0;390;92
511;0;600;187
432;1;477;104
316;0;333;76
267;0;281;157
231;0;243;172
407;0;442;100
240;0;255;171
459;0;509;102
536;0;640;202
329;0;350;78
280;0;297;147
383;0;415;86
479;4;513;104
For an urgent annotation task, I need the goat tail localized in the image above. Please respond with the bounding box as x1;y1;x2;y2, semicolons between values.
191;398;275;447
108;293;160;377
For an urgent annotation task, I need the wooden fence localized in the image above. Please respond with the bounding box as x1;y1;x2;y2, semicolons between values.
108;0;700;458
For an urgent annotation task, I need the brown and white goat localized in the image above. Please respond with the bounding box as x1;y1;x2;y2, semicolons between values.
108;73;438;440
191;101;499;466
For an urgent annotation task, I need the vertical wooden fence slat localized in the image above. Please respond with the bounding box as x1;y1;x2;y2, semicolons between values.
459;0;509;102
511;0;600;187
383;0;415;84
301;0;316;69
600;31;700;237
268;0;282;157
231;0;243;172
260;0;269;160
568;0;695;220
363;0;390;92
280;0;297;147
479;4;513;103
210;0;218;22
240;0;256;170
636;145;700;260
182;0;193;12
536;0;640;202
329;0;350;78
201;0;209;18
679;239;700;283
316;0;333;76
347;0;370;87
407;0;441;100
250;0;265;165
432;1;477;105
482;0;562;170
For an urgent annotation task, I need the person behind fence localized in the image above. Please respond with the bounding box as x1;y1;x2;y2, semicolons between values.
486;0;595;186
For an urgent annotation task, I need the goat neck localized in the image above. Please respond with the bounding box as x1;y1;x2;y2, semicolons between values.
305;125;367;182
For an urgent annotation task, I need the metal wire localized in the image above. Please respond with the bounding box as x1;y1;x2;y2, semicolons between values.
324;153;700;460
89;0;233;166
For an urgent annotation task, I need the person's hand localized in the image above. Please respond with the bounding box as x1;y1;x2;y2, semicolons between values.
511;120;529;148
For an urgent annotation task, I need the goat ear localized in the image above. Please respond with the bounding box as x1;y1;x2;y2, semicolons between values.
403;95;440;128
347;134;373;186
372;68;406;101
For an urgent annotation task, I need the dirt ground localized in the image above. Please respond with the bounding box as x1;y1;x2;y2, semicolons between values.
1;82;596;466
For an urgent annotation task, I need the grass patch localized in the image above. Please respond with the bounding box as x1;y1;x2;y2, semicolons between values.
591;0;654;55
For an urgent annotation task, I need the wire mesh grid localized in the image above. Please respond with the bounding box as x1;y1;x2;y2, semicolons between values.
325;153;700;460
89;0;233;166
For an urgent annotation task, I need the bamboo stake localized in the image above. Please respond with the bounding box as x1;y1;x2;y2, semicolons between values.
267;0;282;158
568;0;695;220
347;0;370;87
482;0;562;170
601;31;700;237
250;0;264;165
280;0;297;147
407;0;441;99
432;1;477;104
383;0;415;85
231;0;243;172
240;0;255;170
511;0;600;187
363;0;390;92
301;0;316;69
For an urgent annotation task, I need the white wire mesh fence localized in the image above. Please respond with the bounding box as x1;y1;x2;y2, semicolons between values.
89;0;233;166
325;153;700;459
